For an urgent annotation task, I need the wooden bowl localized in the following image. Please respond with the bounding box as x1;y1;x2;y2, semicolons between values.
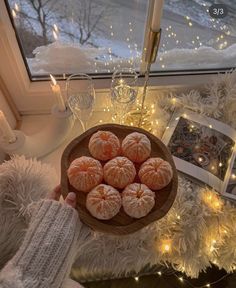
61;124;178;235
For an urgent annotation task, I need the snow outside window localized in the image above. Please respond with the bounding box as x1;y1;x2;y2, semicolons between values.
6;0;148;79
5;0;236;80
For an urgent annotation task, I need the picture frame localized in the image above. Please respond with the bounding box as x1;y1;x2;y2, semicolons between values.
162;109;236;200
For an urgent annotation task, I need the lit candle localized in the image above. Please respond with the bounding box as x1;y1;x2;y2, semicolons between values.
151;0;164;32
0;110;17;143
50;74;66;111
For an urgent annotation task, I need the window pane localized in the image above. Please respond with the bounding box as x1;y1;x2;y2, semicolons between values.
153;0;236;72
6;0;148;78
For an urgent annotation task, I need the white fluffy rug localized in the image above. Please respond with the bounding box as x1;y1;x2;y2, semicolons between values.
1;155;236;283
0;156;58;269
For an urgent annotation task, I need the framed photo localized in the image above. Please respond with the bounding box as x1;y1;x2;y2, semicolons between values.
162;109;236;200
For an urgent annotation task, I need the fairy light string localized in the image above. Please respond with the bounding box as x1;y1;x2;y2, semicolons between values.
132;270;231;287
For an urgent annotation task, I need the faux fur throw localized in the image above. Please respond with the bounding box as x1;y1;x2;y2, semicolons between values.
1;156;236;282
0;156;58;269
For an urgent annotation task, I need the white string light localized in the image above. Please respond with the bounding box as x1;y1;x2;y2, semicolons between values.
131;271;230;288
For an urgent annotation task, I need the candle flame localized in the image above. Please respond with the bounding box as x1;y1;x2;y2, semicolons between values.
53;30;58;40
12;9;17;18
14;3;20;11
53;24;58;32
50;74;57;85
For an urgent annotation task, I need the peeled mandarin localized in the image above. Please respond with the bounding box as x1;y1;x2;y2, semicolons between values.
103;156;136;189
122;132;151;163
86;184;121;220
88;131;120;161
138;157;173;190
122;183;155;218
67;156;103;193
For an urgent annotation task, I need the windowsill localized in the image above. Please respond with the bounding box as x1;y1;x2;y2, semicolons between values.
20;111;111;177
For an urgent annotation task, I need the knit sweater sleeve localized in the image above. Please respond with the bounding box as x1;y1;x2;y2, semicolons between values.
0;200;82;288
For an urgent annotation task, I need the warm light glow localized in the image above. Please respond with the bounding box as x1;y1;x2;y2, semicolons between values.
50;74;57;85
157;271;162;276
198;157;203;163
134;277;139;282
206;284;210;287
53;24;58;32
14;3;19;11
12;9;17;18
179;277;184;282
160;239;172;253
171;98;177;105
209;124;213;129
202;190;223;212
219;162;223;167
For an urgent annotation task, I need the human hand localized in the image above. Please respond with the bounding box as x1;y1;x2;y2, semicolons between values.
48;185;77;209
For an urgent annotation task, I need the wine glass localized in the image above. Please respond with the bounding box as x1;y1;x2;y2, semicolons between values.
66;74;95;132
111;68;138;124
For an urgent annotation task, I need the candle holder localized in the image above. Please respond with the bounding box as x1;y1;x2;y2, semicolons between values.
0;105;74;158
124;28;162;131
138;28;162;128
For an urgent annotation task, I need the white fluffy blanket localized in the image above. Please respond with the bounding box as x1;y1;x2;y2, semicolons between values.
0;156;57;269
1;156;236;282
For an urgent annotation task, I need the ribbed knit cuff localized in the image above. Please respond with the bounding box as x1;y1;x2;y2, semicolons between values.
11;200;81;288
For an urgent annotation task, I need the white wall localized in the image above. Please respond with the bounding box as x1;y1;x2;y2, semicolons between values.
0;89;17;163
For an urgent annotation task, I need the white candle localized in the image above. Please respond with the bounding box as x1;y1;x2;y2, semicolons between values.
151;0;164;32
50;74;66;111
0;110;17;143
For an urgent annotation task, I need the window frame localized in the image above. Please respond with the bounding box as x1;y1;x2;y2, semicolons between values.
0;0;235;114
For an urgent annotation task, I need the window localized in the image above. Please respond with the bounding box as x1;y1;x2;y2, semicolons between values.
5;0;236;80
5;0;148;79
153;0;236;72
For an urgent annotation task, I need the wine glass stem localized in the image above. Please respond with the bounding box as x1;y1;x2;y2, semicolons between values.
79;119;86;132
84;121;87;131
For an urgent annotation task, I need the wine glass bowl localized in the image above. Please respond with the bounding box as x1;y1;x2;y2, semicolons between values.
111;68;138;124
66;74;95;131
